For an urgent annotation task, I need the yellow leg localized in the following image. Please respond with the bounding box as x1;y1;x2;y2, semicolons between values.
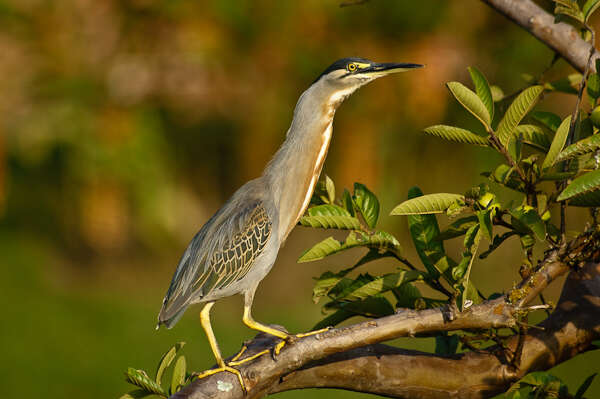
242;302;288;355
229;348;271;366
295;326;331;338
229;327;332;366
196;302;246;393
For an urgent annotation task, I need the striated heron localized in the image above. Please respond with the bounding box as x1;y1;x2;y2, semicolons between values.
157;57;422;390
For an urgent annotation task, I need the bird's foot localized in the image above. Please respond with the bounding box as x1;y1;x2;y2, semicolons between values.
272;327;331;358
230;328;331;365
294;326;331;338
194;365;247;394
228;345;271;366
273;339;287;356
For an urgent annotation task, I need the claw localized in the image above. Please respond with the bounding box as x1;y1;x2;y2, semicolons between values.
273;339;286;357
295;326;331;338
229;348;270;366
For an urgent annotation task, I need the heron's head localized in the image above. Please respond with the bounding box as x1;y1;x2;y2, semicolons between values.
315;57;423;107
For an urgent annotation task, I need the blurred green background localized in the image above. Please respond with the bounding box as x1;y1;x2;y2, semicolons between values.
1;0;598;397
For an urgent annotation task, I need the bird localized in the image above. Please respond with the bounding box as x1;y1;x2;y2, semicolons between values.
157;57;422;390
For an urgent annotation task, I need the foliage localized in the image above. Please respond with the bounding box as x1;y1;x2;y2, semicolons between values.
122;342;193;398
299;54;600;395
505;371;596;399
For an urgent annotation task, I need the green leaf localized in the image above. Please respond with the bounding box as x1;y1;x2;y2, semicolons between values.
170;356;187;394
300;204;361;229
468;66;494;120
454;225;482;310
391;193;464;215
477;209;494;241
393;282;422;308
306;204;352;217
120;390;154;399
514;124;551;151
453;225;480;281
436;216;478;241
423;125;489;146
299;231;402;263
542;115;572;170
490;85;504;102
497;85;544;146
353;183;380;228
539;171;576;181
575;373;597;399
298;237;342;262
588;73;600;101
339;270;425;302
515;371;568;396
493;164;514;184
326;295;396;319
584;0;600;20
558;169;600;201
507;136;522;161
568;189;600;206
531;111;562;132
325;175;335;203
554;2;585;22
446;81;491;127
341;189;355;216
155;342;185;385
544;73;582;94
312;271;347;303
435;333;459;356
510;207;546;240
407;186;449;279
348;230;403;253
460;280;481;309
520;234;535;249
556;134;600;163
126;368;165;396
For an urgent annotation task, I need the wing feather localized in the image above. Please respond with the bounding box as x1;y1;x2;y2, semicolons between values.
158;201;272;327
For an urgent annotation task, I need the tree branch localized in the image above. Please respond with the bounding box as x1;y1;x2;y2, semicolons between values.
270;261;600;399
481;0;599;73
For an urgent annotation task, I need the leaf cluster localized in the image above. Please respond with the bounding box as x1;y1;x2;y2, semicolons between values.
506;371;596;399
121;342;191;398
301;59;600;357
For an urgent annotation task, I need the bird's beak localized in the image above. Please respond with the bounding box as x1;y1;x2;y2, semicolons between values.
361;62;423;77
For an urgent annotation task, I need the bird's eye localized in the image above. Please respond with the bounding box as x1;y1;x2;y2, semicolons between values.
347;63;357;72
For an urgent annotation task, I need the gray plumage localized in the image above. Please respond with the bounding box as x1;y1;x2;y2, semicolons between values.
157;58;422;341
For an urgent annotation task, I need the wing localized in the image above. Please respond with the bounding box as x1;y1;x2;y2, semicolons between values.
158;201;272;327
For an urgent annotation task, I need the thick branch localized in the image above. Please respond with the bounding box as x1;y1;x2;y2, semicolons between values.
271;262;600;398
172;297;518;399
481;0;599;73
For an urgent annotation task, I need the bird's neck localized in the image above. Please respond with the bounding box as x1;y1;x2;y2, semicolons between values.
263;82;339;242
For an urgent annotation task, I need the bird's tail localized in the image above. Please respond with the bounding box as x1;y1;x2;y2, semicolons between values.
156;299;190;330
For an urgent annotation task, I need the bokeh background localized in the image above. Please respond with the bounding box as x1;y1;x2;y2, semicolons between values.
1;0;599;398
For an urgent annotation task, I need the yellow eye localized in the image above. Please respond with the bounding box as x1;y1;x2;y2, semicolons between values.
347;63;357;72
